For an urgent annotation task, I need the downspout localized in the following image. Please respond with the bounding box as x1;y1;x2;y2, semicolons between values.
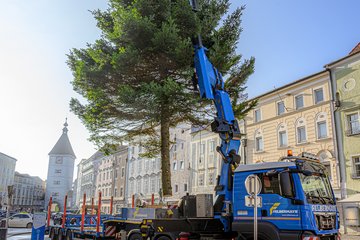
326;67;347;199
242;119;247;165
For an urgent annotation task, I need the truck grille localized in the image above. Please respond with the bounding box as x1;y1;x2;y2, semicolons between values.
315;214;336;230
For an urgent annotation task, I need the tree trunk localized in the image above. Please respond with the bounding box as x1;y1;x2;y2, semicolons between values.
160;109;172;197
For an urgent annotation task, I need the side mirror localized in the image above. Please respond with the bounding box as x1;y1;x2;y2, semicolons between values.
279;172;294;198
266;169;278;177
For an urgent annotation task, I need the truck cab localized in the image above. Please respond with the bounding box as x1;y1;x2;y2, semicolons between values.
232;152;340;240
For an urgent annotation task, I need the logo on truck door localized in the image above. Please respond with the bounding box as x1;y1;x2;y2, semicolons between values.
270;202;299;216
270;203;280;215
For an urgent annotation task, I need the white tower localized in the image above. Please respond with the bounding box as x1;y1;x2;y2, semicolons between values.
45;119;76;211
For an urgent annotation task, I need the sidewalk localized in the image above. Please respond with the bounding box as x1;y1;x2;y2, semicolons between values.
342;234;360;240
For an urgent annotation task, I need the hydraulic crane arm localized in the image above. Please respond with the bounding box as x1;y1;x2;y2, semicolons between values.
191;1;241;232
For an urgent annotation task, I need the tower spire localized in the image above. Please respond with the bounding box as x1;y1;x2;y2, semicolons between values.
63;118;68;134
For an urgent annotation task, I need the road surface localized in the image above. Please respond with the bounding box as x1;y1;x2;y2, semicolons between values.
5;228;360;239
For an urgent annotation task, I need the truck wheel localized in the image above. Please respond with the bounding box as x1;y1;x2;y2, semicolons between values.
26;223;33;228
128;233;142;240
156;236;172;240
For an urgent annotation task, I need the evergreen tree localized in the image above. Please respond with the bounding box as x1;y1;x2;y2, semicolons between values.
68;0;256;196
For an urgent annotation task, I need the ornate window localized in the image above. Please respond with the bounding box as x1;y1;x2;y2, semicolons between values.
316;113;328;139
277;123;287;147
254;129;264;152
318;150;333;181
296;118;307;144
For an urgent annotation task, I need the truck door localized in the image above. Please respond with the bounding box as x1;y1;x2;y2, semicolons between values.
260;172;302;231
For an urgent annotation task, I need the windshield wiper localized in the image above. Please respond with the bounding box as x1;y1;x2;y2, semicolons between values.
321;196;335;205
306;193;323;204
315;189;327;204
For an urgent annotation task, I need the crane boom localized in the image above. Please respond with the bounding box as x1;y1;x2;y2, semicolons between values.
192;15;242;233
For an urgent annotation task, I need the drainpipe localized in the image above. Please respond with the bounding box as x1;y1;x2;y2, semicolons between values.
326;67;347;199
241;119;248;165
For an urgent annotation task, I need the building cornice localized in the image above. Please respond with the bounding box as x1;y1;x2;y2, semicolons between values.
248;71;328;102
324;51;360;69
246;100;332;128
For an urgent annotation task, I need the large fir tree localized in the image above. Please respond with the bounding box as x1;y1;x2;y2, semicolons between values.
68;0;256;196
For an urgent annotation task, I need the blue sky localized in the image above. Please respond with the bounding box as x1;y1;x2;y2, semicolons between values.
0;0;359;179
235;0;359;97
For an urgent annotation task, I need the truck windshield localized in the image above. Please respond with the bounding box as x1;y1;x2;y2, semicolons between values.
299;173;334;205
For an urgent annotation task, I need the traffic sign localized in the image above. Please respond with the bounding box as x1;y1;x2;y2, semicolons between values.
245;174;262;195
31;212;46;240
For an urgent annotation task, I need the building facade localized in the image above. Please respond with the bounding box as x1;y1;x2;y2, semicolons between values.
166;124;192;203
190;127;222;196
112;146;128;212
12;172;45;212
75;151;104;208
95;146;129;213
326;43;360;197
243;71;340;195
45;120;76;211
0;152;16;210
127;142;162;206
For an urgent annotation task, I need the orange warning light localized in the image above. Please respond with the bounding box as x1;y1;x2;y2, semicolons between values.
287;150;293;156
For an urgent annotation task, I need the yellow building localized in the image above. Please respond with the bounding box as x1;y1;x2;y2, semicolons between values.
242;70;340;194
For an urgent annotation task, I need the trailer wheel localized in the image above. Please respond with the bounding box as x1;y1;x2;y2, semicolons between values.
128;233;142;240
65;230;73;240
155;236;172;240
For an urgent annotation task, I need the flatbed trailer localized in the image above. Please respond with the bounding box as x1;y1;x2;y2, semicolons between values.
48;217;143;239
46;192;179;240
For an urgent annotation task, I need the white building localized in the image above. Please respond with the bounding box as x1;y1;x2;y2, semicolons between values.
76;151;103;207
167;124;192;203
190;127;222;196
0;152;16;210
127;142;161;205
190;123;246;197
45;120;76;211
12;172;45;212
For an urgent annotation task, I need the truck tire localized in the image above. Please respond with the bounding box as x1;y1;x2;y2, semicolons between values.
155;236;172;240
128;233;142;240
26;223;33;228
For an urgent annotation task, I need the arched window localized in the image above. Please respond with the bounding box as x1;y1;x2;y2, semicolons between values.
295;118;307;144
315;112;328;139
254;129;264;152
277;123;288;147
318;150;333;181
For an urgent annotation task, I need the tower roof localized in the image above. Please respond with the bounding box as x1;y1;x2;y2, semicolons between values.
49;119;76;158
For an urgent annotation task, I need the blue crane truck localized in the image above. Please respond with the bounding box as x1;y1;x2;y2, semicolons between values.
49;0;340;239
137;1;341;240
139;152;340;240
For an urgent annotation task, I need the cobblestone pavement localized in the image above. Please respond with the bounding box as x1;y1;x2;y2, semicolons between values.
342;234;360;240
